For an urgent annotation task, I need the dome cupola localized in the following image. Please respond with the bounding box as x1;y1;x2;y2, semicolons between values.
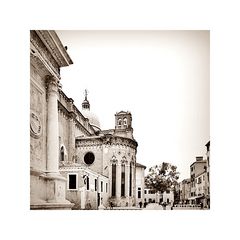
81;89;101;131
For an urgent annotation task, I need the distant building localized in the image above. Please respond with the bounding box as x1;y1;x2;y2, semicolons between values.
189;156;207;205
144;188;157;203
205;141;210;208
161;190;174;204
144;188;174;205
179;178;191;204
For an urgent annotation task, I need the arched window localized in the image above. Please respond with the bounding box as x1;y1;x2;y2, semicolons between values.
118;118;122;126
123;117;127;126
60;146;64;161
121;164;125;197
112;163;116;197
129;162;132;196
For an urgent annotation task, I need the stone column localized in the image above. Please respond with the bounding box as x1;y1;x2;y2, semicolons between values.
42;76;73;208
109;164;112;196
132;162;136;206
116;162;121;205
46;76;60;174
125;162;130;202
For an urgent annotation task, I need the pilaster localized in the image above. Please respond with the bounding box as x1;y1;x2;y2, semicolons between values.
116;162;121;205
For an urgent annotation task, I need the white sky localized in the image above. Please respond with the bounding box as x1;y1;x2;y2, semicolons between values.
56;30;209;181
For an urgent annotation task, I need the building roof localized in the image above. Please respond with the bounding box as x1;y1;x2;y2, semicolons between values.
136;162;146;169
190;159;207;167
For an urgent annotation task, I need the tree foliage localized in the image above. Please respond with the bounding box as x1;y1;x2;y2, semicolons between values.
145;162;180;192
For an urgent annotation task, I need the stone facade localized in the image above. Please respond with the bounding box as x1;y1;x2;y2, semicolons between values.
189;156;207;205
179;178;191;204
30;30;73;209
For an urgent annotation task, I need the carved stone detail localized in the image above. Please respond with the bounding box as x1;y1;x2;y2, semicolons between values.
30;31;60;78
110;155;118;164
30;111;42;138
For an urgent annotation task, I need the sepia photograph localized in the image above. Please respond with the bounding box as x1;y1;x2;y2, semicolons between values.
2;1;240;240
30;30;209;210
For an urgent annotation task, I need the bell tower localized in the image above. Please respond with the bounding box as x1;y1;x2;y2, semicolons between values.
115;111;133;139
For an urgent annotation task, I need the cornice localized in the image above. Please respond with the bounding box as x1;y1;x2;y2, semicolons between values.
76;135;137;149
35;30;73;67
58;101;92;137
30;31;60;80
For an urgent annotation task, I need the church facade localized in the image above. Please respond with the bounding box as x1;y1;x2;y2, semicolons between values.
30;30;144;210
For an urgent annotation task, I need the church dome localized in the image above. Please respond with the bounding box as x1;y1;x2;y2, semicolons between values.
82;109;101;130
81;89;101;131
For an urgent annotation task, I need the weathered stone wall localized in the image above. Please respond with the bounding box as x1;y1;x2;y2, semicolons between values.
58;111;70;160
30;64;47;172
76;145;104;174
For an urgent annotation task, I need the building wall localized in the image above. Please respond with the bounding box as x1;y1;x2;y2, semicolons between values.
136;167;145;205
30;61;48;204
30;30;74;209
162;191;174;204
60;168;109;209
30;64;47;172
190;160;207;198
144;189;157;203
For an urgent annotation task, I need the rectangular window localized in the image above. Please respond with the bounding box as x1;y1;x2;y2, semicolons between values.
86;176;89;190
121;164;125;197
101;181;103;192
144;190;147;194
95;179;97;191
138;188;141;198
106;183;108;193
68;174;77;190
112;164;116;197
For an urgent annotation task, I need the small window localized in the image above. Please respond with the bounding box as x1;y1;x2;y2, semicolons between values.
68;174;77;190
118;118;122;126
86;176;90;190
106;183;108;193
101;181;103;192
138;187;141;198
95;179;97;191
144;190;147;194
123;118;127;126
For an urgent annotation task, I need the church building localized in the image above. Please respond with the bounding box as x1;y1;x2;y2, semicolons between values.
30;30;145;210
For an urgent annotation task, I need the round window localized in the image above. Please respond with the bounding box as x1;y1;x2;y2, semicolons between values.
84;152;95;165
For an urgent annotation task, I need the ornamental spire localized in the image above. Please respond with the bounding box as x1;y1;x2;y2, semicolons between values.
84;89;88;100
82;89;90;110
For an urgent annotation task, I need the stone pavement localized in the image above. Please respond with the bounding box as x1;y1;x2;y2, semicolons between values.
143;203;171;210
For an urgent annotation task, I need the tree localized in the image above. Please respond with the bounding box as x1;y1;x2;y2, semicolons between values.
145;162;180;193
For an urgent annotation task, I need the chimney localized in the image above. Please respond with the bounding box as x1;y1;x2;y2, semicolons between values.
196;156;203;161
